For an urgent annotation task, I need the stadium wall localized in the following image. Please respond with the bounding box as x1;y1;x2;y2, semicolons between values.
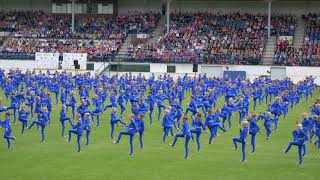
0;60;319;83
118;0;162;14
107;63;320;84
0;60;105;73
118;0;320;15
0;0;51;12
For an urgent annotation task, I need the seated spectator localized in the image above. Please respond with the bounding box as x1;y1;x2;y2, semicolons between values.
128;12;283;65
299;13;320;66
2;38;122;61
275;13;320;66
0;11;161;61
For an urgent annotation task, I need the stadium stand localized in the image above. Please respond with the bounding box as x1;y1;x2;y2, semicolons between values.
0;11;161;61
274;13;320;66
302;13;320;66
127;13;296;65
2;9;320;66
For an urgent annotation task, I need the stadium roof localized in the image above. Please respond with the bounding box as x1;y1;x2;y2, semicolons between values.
174;0;319;1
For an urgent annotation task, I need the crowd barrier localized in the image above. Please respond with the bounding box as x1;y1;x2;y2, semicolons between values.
0;60;319;83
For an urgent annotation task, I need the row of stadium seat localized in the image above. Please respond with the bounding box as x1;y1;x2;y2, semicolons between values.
128;13;279;65
2;11;319;66
0;51;35;60
274;13;320;66
0;11;161;38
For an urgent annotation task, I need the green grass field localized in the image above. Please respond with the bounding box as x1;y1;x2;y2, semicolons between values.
0;90;319;180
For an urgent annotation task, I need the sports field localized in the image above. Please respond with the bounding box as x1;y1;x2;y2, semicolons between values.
0;91;318;180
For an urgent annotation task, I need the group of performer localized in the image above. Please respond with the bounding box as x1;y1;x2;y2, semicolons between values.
0;69;319;164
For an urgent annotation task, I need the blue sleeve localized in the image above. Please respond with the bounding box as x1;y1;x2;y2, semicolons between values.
204;117;209;127
302;130;309;140
292;130;297;140
133;121;138;131
141;121;145;131
75;122;81;129
174;104;183;110
257;114;264;121
201;121;206;130
0;121;5;128
253;121;259;130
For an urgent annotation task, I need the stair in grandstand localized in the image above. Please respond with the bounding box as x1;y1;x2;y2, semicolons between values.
114;16;165;62
262;36;277;65
0;33;11;50
293;17;305;49
149;15;166;44
115;34;135;61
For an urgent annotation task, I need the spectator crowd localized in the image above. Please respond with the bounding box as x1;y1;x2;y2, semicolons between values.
128;12;296;65
0;10;160;61
274;13;320;66
6;11;320;66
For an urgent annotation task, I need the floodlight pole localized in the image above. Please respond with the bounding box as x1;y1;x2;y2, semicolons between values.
166;0;170;35
267;0;272;39
71;0;75;32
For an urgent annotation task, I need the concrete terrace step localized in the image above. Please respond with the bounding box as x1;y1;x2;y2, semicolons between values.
265;49;275;51
263;58;274;61
262;36;277;65
114;34;135;61
264;53;275;56
265;48;275;51
0;33;12;49
294;17;306;49
148;15;166;44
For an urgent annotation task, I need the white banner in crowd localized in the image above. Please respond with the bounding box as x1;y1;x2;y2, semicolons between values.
35;52;60;69
62;53;87;70
137;34;150;39
278;36;293;42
